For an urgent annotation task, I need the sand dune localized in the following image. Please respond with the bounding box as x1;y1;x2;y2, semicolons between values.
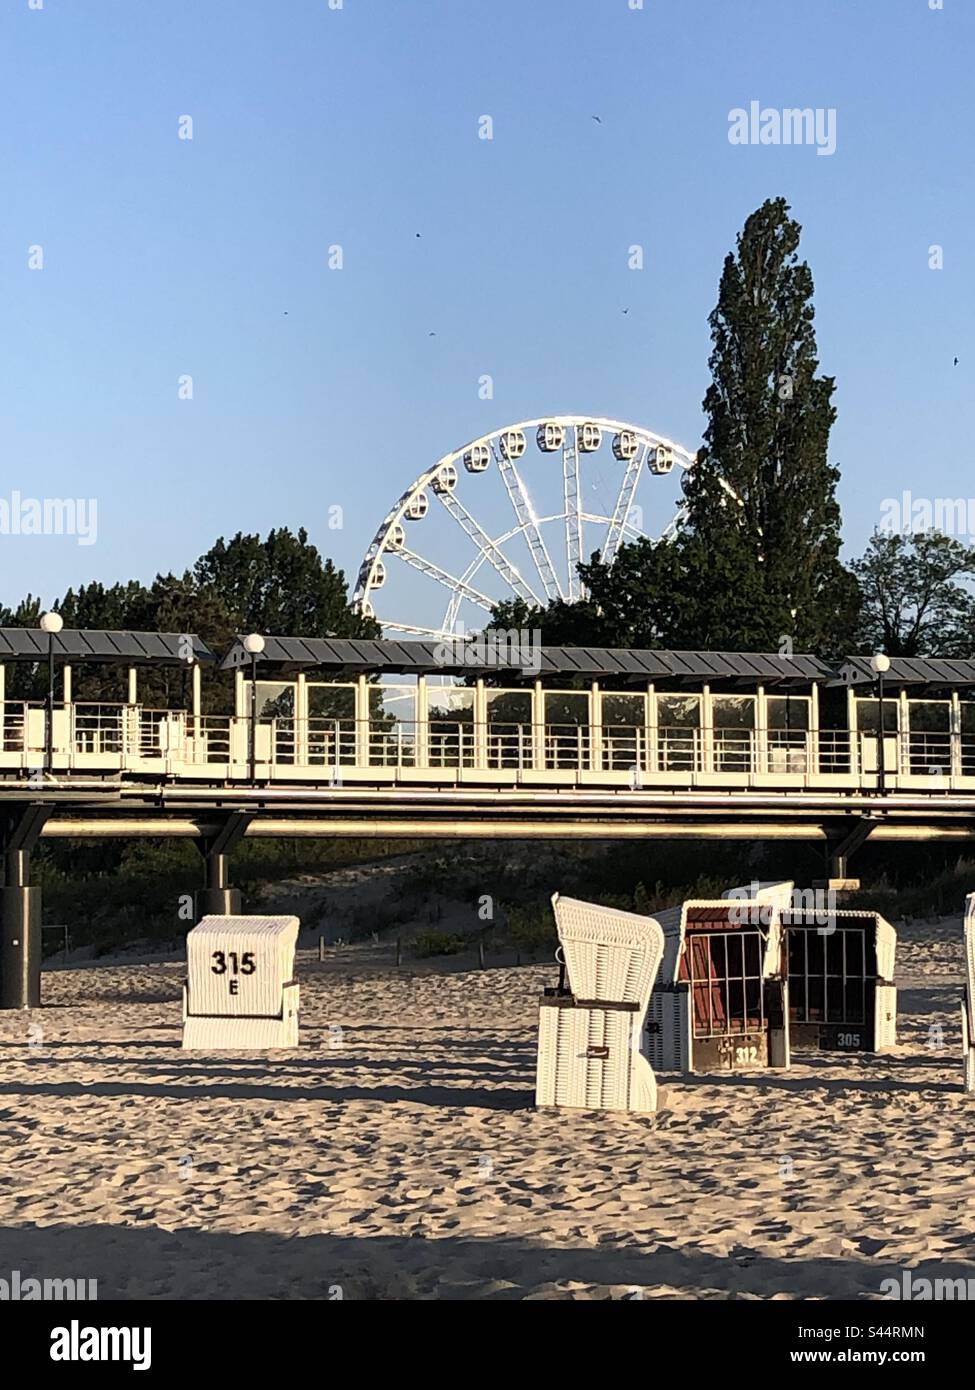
0;916;972;1300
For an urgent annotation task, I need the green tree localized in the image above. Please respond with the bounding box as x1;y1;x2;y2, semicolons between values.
667;197;857;655
192;527;380;639
851;530;975;657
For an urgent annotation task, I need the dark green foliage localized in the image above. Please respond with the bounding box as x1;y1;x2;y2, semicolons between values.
852;530;975;657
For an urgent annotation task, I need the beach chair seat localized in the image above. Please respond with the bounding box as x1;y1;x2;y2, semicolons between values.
182;915;300;1049
536;895;665;1114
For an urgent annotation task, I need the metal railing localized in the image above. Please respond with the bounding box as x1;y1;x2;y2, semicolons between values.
72;704;176;759
3;702;975;786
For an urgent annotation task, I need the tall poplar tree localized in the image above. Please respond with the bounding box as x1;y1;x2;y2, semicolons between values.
669;197;857;655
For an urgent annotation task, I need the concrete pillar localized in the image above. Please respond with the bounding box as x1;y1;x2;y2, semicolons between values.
0;838;43;1011
194;852;242;921
191;663;202;718
128;667;138;705
0;809;51;1009
192;813;251;923
0;882;42;1009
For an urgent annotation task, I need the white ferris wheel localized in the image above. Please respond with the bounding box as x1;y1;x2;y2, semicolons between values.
352;415;697;640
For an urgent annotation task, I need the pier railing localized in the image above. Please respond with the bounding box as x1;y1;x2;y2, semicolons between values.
2;702;974;788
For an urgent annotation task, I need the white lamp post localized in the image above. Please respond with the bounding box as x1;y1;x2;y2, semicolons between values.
39;611;64;771
242;634;266;781
871;653;892;795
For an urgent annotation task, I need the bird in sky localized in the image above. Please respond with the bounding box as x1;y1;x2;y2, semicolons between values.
954;356;959;366
591;115;602;124
622;308;629;315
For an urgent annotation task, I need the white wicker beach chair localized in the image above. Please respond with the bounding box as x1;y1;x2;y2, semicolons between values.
537;895;665;1114
182;915;300;1049
963;895;975;1093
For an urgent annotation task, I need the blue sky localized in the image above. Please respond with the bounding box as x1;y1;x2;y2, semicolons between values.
0;0;970;627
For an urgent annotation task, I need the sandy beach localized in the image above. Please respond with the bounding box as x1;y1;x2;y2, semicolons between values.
0;915;972;1301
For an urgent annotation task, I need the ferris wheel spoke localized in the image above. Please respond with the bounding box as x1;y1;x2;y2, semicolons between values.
355;417;707;636
492;443;564;603
382;621;454;640
435;491;543;606
563;427;584;602
601;441;651;563
396;547;494;612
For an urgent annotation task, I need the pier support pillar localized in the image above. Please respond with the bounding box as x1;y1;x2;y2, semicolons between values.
0;806;52;1010
822;818;874;890
193;811;252;921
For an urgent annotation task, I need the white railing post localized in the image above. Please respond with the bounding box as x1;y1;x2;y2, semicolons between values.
295;672;308;767
646;684;657;775
533;681;545;771
474;679;487;769
848;688;860;779
589;681;601;773
701;684;714;774
355;674;369;768
416;676;428;770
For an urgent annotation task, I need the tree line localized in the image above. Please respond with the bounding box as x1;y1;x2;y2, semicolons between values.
0;527;378;703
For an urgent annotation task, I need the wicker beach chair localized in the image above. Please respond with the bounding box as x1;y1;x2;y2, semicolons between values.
536;894;665;1114
182;915;300;1049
